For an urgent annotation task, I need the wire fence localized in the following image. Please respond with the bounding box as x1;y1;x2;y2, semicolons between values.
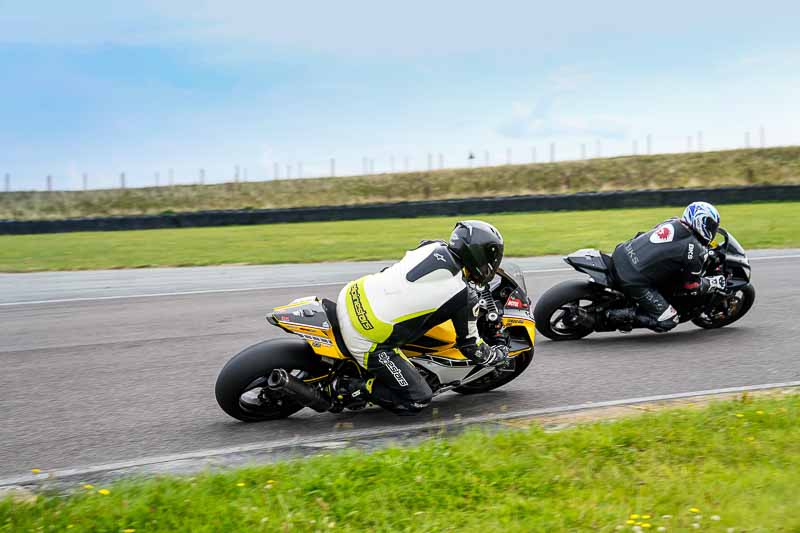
2;127;774;192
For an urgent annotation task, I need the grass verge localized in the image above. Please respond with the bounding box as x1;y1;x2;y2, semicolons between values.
1;202;798;272
1;146;799;220
3;394;799;531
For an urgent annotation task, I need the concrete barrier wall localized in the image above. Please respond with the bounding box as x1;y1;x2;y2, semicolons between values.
2;184;798;235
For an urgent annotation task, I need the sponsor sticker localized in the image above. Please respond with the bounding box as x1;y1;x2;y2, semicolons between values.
649;223;675;244
349;283;374;330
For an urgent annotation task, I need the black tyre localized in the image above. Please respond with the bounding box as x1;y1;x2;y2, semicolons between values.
691;284;756;330
215;338;329;422
533;280;602;341
453;349;534;394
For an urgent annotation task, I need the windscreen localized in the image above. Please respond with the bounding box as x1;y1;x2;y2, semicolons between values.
499;261;527;293
724;231;747;256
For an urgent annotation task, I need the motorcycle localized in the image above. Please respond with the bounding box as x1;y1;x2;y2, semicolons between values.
216;263;536;421
533;228;755;341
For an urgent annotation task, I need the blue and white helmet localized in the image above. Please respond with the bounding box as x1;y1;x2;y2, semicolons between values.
681;201;720;244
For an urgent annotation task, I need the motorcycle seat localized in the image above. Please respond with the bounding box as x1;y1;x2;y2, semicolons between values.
320;298;355;360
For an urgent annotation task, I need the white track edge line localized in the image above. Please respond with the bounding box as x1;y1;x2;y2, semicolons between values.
2;254;798;307
3;380;799;487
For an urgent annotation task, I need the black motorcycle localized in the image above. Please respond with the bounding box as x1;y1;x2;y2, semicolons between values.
534;228;756;340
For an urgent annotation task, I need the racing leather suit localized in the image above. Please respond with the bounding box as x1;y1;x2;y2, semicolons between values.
336;241;500;414
611;218;710;332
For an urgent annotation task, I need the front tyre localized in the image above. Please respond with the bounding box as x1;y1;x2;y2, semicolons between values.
691;284;756;329
453;349;533;394
215;338;328;422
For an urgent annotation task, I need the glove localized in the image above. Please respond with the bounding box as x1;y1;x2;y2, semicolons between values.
479;344;510;367
704;275;726;293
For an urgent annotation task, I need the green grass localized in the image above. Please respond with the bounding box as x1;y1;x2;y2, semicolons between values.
1;202;798;272
3;394;799;532
2;146;799;220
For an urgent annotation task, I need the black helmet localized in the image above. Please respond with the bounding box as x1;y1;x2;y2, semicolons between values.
448;220;504;285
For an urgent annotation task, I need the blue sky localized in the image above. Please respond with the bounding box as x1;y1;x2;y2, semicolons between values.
1;0;799;190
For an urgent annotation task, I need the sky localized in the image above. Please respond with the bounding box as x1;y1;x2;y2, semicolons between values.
1;0;799;190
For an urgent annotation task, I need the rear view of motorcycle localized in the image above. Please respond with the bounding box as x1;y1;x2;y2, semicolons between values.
215;264;536;421
534;228;755;341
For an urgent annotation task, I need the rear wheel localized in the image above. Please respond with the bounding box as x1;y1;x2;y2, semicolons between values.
453;349;533;394
533;280;602;341
691;284;756;329
215;338;329;422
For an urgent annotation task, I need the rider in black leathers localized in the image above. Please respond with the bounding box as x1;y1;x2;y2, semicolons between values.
609;202;726;332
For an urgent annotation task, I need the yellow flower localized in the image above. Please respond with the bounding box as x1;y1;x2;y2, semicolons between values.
31;468;41;474
642;524;652;529
98;489;110;495
642;515;652;519
67;526;74;530
83;484;94;490
735;413;744;418
630;514;640;519
627;520;635;525
267;479;275;483
236;482;246;487
746;436;755;441
689;507;700;513
756;410;764;415
123;529;136;533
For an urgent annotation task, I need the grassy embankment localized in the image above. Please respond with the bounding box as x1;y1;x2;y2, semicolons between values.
1;202;798;272
1;146;799;220
2;394;799;531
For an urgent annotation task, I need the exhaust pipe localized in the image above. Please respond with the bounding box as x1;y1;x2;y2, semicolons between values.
267;369;331;412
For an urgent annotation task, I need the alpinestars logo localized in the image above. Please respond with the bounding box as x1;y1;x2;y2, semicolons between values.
349;284;374;330
649;223;675;244
378;352;409;386
434;253;446;262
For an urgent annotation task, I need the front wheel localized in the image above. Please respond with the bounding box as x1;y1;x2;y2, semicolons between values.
215;338;329;422
691;284;756;329
533;280;603;341
453;349;534;394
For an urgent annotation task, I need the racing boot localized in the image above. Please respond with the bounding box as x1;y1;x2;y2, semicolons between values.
331;376;369;412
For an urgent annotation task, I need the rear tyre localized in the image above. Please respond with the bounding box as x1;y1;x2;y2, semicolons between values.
215;338;329;422
533;280;602;341
453;349;533;394
691;284;756;329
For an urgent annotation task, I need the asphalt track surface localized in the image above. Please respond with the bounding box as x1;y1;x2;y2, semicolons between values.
1;250;799;480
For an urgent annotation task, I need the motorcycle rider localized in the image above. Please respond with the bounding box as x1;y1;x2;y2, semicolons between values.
335;220;509;415
608;201;726;332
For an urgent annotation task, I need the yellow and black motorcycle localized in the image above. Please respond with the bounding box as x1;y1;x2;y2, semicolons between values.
215;264;536;421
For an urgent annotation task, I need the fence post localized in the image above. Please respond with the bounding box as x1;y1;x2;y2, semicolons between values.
83;173;88;190
4;173;9;192
646;134;652;155
169;168;174;186
506;147;512;165
484;150;490;166
199;168;205;185
120;172;126;189
369;159;374;174
47;175;53;191
427;153;433;171
687;136;693;152
580;144;586;160
438;153;444;169
744;131;751;148
155;172;160;187
390;155;395;172
286;164;292;179
531;147;537;163
549;142;556;163
298;162;303;178
596;140;602;158
273;162;280;180
759;126;765;148
330;158;336;177
632;140;638;155
697;131;703;152
235;165;240;182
